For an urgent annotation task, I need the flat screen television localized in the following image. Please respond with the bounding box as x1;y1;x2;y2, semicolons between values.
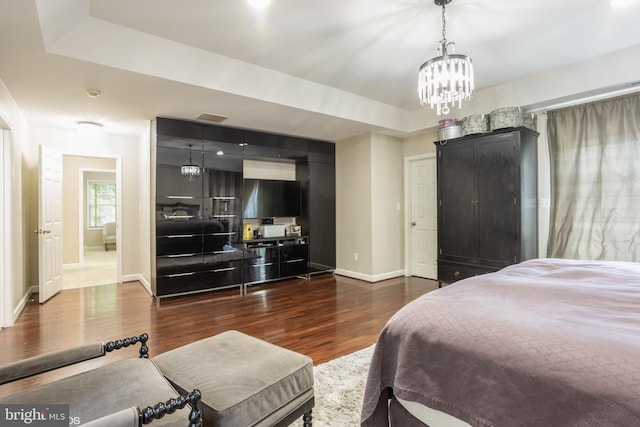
243;179;302;219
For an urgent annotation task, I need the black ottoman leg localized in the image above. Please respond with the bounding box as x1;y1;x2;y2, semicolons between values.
303;410;312;427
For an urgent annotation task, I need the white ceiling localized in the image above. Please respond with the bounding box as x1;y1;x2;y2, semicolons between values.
1;0;640;140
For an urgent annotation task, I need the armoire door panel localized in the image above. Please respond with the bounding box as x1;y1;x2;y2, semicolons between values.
438;144;475;262
475;136;517;265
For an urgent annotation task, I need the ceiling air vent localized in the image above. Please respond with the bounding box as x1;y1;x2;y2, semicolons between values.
196;113;228;123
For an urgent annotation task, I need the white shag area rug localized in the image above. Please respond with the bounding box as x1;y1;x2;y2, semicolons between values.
294;344;376;427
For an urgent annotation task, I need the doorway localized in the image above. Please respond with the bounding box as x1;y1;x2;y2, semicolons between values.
61;156;119;289
405;154;437;279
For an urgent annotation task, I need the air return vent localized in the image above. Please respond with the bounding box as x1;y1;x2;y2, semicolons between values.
196;113;228;123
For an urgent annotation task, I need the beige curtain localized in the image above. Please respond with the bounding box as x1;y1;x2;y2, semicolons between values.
547;92;640;262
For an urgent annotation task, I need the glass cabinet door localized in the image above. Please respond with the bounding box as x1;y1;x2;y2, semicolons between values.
156;144;203;198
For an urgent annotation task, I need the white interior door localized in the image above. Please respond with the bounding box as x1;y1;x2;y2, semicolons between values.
38;145;63;303
410;157;437;279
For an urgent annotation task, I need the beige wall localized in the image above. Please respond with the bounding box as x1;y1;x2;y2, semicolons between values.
336;134;374;278
62;156;116;264
335;129;438;282
371;134;404;276
403;128;438;158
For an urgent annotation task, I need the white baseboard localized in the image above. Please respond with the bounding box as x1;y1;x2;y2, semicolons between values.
63;262;82;269
334;268;405;283
13;286;36;323
123;274;152;296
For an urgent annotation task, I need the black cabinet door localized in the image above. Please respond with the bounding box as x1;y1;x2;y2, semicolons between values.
475;134;517;267
202;157;243;254
244;246;279;283
203;124;243;146
243;130;278;158
280;243;309;277
156;196;204;238
157;118;203;140
307;162;336;270
156;260;243;296
308;140;335;163
156;145;203;197
278;136;308;160
438;143;475;264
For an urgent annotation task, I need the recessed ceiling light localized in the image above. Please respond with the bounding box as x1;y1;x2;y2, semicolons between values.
248;0;270;9
611;0;638;7
76;120;104;127
85;89;101;98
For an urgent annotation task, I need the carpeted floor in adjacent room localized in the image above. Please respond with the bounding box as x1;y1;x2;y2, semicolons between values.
63;246;117;289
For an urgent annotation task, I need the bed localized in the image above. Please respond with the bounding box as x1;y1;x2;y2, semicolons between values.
361;258;640;426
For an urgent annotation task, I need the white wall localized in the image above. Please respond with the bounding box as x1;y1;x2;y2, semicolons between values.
536;114;551;256
244;159;295;180
0;78;29;326
137;125;152;289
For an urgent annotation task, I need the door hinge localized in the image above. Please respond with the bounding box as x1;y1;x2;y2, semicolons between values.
439;248;443;255
514;197;517;205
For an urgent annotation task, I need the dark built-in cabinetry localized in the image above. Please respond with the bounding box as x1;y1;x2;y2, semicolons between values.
435;127;538;285
244;238;309;285
151;117;336;298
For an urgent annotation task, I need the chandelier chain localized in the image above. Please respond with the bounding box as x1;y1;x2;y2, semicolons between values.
441;2;447;46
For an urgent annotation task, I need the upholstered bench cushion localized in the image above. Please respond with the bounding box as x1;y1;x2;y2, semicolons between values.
0;358;184;427
153;330;314;427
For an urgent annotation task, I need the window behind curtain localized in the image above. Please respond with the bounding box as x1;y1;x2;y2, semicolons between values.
546;92;640;262
88;180;116;228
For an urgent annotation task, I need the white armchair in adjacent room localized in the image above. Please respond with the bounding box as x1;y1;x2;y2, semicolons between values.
102;222;116;251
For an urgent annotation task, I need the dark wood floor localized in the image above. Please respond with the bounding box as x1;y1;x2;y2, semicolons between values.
0;273;438;396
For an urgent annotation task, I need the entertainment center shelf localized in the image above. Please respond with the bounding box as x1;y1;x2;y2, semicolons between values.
151;117;335;299
244;237;309;287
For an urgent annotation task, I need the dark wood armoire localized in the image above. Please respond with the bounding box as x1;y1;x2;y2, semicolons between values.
435;127;538;284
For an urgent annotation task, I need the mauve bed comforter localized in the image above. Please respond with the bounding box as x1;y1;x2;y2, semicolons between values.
361;258;640;426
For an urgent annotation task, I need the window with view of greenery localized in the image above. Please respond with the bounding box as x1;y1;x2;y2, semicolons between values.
88;180;116;228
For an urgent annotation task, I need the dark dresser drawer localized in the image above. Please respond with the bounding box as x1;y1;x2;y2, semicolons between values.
156;260;242;296
438;262;496;284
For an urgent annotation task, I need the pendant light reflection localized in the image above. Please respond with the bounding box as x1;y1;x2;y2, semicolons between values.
181;144;201;181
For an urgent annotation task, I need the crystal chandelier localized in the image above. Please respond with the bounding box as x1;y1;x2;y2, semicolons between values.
418;0;474;115
181;144;200;181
